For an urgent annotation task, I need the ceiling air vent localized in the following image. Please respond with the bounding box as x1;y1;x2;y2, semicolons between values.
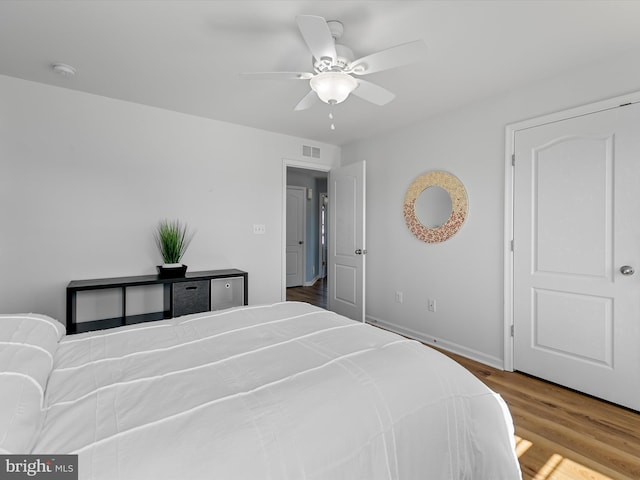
302;145;321;159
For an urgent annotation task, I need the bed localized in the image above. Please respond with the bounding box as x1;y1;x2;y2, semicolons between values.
1;302;522;479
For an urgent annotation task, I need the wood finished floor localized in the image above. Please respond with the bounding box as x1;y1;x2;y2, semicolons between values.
286;282;640;480
443;350;640;480
286;277;327;309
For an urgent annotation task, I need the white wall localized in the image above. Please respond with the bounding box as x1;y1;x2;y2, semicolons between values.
342;51;640;368
0;75;340;322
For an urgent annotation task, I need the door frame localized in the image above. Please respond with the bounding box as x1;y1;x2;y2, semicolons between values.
318;192;328;279
504;90;640;371
282;159;331;301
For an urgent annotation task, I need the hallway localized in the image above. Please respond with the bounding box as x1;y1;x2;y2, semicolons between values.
286;278;327;309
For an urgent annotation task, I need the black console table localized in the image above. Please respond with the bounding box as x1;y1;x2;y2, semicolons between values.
66;269;248;334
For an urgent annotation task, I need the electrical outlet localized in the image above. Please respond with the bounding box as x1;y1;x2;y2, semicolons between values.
428;299;436;312
395;291;403;304
252;224;266;234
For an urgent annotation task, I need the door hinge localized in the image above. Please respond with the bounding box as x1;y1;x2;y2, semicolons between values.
510;239;514;251
510;324;514;337
511;153;515;166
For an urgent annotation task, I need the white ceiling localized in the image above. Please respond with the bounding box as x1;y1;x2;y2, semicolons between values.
2;1;640;146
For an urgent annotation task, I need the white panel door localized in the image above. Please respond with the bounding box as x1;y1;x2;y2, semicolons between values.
513;103;640;410
286;186;305;287
328;161;366;322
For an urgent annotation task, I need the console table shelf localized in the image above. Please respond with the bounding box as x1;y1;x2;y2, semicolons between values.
66;269;248;334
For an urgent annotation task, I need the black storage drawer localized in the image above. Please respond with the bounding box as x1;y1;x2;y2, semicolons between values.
172;280;209;317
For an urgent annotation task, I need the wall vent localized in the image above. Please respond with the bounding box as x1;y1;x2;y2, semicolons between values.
302;145;321;158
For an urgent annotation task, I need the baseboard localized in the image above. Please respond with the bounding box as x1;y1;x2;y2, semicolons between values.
303;275;322;287
366;314;505;370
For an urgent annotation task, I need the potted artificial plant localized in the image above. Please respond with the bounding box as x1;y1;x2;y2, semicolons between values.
154;219;193;278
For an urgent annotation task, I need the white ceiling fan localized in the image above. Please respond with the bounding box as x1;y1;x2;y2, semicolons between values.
241;15;427;111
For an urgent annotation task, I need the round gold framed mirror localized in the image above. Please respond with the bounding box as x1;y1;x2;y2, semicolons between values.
403;170;468;243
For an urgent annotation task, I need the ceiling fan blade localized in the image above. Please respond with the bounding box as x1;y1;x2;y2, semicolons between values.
294;90;318;111
352;79;395;105
296;15;337;62
348;40;427;75
240;72;314;80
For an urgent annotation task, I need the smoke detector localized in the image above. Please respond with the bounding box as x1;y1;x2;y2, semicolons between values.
51;63;76;77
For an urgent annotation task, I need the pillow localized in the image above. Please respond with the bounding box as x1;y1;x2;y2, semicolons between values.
0;314;65;453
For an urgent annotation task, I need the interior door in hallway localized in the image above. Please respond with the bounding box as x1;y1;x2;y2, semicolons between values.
513;102;640;410
286;186;305;287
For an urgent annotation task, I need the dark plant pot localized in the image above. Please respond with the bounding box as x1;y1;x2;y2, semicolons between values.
157;264;188;278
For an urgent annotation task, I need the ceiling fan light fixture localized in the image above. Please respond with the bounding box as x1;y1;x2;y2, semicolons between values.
310;72;358;105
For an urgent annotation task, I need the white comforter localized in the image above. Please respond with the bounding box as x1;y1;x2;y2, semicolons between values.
35;302;521;479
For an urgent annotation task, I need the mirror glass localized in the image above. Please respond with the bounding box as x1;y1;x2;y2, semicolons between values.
414;186;452;228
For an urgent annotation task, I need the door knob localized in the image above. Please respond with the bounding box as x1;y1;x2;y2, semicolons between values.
620;265;635;276
354;249;367;255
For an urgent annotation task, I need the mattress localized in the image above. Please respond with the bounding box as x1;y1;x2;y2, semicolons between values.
2;302;521;479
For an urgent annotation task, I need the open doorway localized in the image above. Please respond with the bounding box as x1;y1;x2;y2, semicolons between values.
285;166;328;309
